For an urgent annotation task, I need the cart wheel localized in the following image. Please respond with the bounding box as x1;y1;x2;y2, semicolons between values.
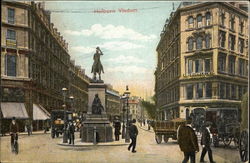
155;134;162;144
213;135;219;147
164;135;169;143
239;131;248;162
223;136;232;147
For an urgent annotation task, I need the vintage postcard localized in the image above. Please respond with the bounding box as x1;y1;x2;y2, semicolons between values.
0;1;249;163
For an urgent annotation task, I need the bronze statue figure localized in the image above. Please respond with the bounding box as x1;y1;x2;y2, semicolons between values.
91;47;104;81
92;94;104;114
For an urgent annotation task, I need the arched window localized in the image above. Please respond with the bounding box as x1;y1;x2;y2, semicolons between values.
197;14;203;28
205;12;211;26
205;34;211;48
187;37;194;51
196;36;203;49
188;16;194;28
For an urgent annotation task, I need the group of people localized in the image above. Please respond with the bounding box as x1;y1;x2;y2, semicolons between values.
178;117;216;163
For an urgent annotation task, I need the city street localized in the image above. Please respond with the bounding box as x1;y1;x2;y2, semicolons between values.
0;125;241;163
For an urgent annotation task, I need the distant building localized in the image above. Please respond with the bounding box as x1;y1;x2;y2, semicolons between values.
106;84;120;121
155;2;248;121
69;60;90;114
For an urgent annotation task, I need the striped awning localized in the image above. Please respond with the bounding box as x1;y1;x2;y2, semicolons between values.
0;102;29;119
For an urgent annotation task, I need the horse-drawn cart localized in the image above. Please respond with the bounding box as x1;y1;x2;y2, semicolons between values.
152;118;186;144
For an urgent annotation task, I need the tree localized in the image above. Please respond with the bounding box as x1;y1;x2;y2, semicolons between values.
141;95;157;120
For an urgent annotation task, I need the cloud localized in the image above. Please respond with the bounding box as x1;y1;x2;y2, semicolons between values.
64;24;157;41
70;46;95;54
107;55;144;64
71;41;144;54
106;65;149;74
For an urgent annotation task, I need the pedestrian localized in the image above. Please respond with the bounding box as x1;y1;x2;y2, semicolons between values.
114;118;121;141
200;123;216;163
25;120;31;136
128;119;138;153
147;120;151;130
44;120;49;134
9;117;19;152
68;121;75;145
177;117;199;163
143;119;145;126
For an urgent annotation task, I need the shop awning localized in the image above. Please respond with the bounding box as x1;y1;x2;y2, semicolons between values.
33;104;50;120
0;102;29;119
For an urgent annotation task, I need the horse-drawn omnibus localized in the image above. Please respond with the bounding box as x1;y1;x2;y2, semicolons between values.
191;107;240;147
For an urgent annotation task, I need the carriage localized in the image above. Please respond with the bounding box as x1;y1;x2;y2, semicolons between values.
191;107;240;147
239;93;248;162
152;118;186;144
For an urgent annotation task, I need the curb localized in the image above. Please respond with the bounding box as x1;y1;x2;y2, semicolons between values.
57;142;128;147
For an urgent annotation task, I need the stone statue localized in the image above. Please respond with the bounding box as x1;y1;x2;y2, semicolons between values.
91;47;104;81
92;94;104;114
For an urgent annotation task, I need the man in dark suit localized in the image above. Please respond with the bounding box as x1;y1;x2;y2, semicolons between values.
178;117;199;163
200;123;216;163
128;119;138;153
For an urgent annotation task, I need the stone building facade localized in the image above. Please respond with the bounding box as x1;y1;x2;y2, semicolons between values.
69;60;90;114
1;1;90;131
155;2;248;121
105;84;121;121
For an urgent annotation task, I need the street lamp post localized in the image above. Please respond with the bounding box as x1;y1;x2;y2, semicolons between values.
122;96;126;139
62;88;68;143
124;85;130;143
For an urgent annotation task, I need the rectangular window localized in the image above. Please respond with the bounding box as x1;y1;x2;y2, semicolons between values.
7;8;15;24
220;83;225;99
195;59;203;73
219;31;226;48
239;59;245;76
229;34;236;51
205;59;211;73
186;84;193;99
188;59;193;74
205;82;212;98
231;85;236;99
218;54;226;72
7;29;16;40
229;56;235;74
5;55;16;76
226;84;230;99
238;38;244;53
238;85;242;100
196;83;203;98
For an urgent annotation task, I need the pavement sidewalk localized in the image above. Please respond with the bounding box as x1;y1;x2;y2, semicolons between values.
57;137;129;147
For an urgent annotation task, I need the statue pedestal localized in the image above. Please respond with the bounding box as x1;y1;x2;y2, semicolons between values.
81;82;113;142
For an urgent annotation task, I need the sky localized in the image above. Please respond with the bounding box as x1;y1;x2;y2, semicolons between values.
45;1;180;99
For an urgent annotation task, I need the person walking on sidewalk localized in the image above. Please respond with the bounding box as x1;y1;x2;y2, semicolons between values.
9;117;19;152
200;123;216;163
114;117;121;141
68;121;75;145
128;119;138;153
178;117;199;163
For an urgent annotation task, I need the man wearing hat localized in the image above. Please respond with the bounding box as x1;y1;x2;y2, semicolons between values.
128;119;138;153
200;122;216;163
9;117;19;152
91;47;104;81
178;117;199;163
